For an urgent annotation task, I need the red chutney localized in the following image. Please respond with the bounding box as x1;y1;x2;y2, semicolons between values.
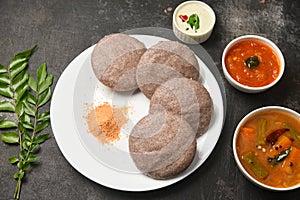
225;39;281;87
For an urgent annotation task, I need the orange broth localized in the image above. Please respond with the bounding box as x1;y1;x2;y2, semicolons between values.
236;110;300;188
225;39;280;87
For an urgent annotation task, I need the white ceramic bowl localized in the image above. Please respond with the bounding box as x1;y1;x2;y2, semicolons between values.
222;35;285;93
233;106;300;191
172;1;216;44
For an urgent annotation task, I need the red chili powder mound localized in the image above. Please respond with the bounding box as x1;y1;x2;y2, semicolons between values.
85;102;130;144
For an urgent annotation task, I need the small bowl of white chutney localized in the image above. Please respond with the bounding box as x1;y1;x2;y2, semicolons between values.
172;1;216;44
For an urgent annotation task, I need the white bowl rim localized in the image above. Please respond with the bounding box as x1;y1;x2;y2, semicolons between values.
232;106;300;191
222;35;285;93
172;0;216;37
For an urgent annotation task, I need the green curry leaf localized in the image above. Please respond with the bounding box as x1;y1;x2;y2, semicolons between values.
187;14;200;30
0;120;17;128
0;101;15;112
1;132;19;144
268;147;292;165
245;56;260;69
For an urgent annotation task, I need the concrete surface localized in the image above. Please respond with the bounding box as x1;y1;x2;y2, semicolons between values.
0;0;299;199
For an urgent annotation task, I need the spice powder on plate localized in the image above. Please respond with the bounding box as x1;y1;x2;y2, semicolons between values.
85;102;129;144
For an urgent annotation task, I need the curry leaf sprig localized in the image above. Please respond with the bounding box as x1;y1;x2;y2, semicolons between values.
0;46;53;200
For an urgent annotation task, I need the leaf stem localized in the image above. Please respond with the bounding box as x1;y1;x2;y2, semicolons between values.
23;93;39;160
14;174;22;199
12;93;40;200
8;67;25;200
18;129;23;152
31;93;40;140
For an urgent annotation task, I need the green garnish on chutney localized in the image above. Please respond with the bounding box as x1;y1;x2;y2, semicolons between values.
245;56;260;69
187;14;200;30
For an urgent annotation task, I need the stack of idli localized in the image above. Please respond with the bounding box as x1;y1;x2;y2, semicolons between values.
91;33;213;179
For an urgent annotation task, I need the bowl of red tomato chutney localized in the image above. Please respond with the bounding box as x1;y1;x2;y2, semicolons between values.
222;35;285;93
233;106;300;191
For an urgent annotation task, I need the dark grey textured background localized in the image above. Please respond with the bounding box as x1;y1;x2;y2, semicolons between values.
0;0;299;199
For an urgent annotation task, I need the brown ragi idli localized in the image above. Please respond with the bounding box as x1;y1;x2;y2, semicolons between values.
136;41;199;99
91;33;146;91
150;78;213;137
129;111;197;179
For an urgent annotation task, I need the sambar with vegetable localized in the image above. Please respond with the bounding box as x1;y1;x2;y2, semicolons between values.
236;109;300;188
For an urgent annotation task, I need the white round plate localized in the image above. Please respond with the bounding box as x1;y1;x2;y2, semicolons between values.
50;34;225;191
